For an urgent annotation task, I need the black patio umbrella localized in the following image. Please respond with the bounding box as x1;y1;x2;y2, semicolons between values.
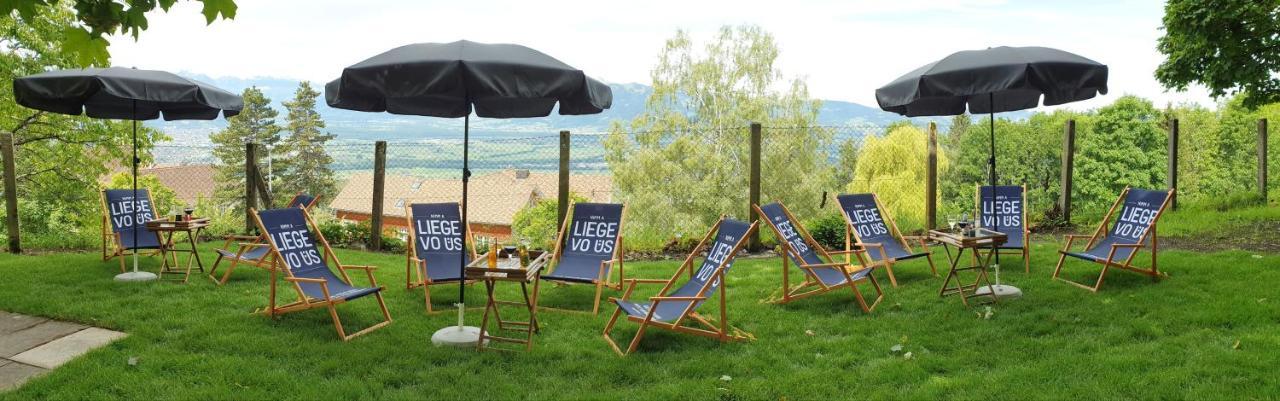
325;40;611;344
875;46;1107;296
14;67;243;281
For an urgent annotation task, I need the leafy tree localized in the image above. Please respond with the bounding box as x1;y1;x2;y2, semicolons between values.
277;81;336;203
1075;96;1167;215
846;125;949;231
831;137;859;187
1163;102;1226;203
1;0;237;67
210;87;280;211
603;25;826;247
0;3;166;245
940;111;1075;225
1156;0;1280;109
511;194;589;250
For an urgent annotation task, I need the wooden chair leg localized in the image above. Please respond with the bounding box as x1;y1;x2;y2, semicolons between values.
883;261;899;288
423;282;433;313
218;258;240;285
1091;264;1110;292
850;283;870;312
1023;248;1030;274
626;322;650;355
1052;252;1069;279
592;281;605;315
602;306;626;355
118;252;127;273
328;302;348;341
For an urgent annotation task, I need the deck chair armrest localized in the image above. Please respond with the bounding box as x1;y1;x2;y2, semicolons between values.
339;264;377;271
1061;234;1093;251
284;277;325;284
857;242;882;248
619;278;670;300
797;262;851;269
825;249;865;255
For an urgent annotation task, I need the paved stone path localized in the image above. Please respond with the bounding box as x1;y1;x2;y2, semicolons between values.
0;311;126;391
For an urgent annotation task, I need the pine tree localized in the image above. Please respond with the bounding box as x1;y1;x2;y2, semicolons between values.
278;81;337;204
210;87;281;210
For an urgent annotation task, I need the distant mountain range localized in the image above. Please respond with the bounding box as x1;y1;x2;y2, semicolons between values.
153;75;967;145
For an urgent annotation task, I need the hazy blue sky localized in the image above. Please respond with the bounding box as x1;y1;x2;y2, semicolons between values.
107;0;1210;110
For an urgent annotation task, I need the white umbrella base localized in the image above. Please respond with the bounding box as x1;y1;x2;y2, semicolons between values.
114;271;157;282
973;284;1022;299
431;325;487;348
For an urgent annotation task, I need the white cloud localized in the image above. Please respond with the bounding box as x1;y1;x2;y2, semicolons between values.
106;0;1213;110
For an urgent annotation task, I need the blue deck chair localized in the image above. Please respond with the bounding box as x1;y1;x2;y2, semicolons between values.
1053;187;1173;292
101;189;167;273
542;202;626;314
253;207;392;341
405;202;476;313
836;193;936;287
602;217;757;356
210;193;319;285
976;185;1031;273
754;201;882;312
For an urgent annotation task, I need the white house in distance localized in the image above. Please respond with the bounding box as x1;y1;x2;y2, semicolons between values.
329;169;612;240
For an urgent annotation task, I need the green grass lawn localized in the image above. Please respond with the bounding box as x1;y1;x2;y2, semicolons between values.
0;237;1278;400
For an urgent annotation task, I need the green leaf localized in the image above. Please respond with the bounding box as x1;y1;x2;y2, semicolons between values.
60;26;111;67
201;0;237;24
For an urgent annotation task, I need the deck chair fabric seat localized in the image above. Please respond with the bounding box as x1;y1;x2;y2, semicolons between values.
101;189;167;273
256;207;392;341
755;202;882;311
1053;187;1172;292
836;193;937;287
542;202;626;314
976;185;1032;272
209;193;319;285
405;202;475;312
603;217;757;356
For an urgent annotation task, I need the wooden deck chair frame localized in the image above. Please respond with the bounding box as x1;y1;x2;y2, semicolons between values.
404;203;478;313
840;193;937;287
542;201;628;314
973;184;1031;273
1051;187;1174;292
602;216;758;356
753;201;883;312
100;190;168;273
252;207;392;341
209;194;321;285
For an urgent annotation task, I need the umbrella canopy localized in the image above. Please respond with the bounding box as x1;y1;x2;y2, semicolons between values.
874;46;1106;296
14;67;243;120
325;40;611;118
325;40;610;340
13;67;242;281
876;46;1107;117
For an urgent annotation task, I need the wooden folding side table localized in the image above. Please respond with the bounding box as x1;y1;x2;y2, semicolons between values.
928;228;1006;307
145;218;210;284
465;250;551;351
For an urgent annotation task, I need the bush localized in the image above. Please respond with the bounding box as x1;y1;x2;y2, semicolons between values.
802;211;847;252
511;194;588;250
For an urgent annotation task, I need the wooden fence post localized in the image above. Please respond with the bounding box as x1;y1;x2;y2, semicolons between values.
1168;119;1178;210
748;123;762;251
370;140;387;251
558;130;570;228
1260;118;1269;203
1059;120;1076;224
2;134;19;253
926;122;937;230
245;142;257;234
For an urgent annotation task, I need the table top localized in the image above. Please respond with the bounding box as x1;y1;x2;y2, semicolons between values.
928;228;1007;248
145;218;210;231
465;251;550;282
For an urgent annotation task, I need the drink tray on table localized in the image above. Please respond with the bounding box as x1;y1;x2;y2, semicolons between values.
465;250;550;281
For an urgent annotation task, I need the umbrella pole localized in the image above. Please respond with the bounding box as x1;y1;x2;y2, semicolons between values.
432;113;484;347
459;114;470;326
115;100;156;282
989;96;999;283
